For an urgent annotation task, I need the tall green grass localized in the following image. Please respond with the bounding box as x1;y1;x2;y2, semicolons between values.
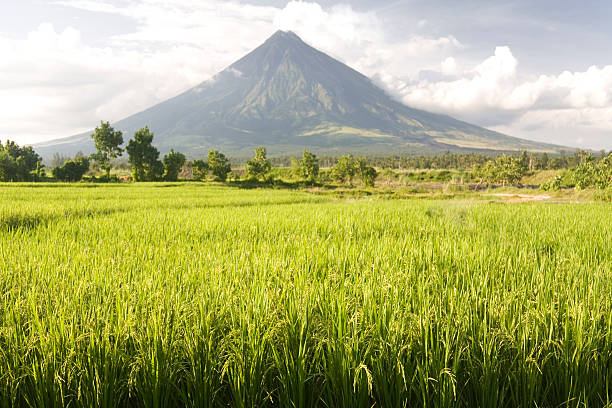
0;183;610;407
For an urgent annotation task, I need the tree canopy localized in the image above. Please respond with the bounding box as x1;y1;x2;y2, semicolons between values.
163;150;186;181
126;127;163;181
0;140;42;182
293;150;319;182
52;156;90;182
191;159;209;181
207;150;232;182
246;147;271;180
90;121;123;179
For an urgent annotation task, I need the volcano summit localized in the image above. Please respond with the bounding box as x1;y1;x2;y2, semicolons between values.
37;30;563;157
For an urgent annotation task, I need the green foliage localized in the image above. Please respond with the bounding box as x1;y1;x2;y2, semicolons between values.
293;150;320;182
0;184;609;407
331;155;377;186
162;149;186;181
360;165;377;187
191;159;209;181
355;158;378;187
207;150;232;181
571;153;612;190
126;127;163;181
331;154;358;184
540;175;563;191
51;156;90;181
90;121;123;179
473;154;526;185
0;140;42;181
246;147;272;180
0;151;17;182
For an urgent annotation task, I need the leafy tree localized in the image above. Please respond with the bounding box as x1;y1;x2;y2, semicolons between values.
52;156;90;181
90;121;123;179
519;151;529;172
331;154;358;185
0;140;42;181
126;127;163;181
163;149;186;181
293;150;319;182
572;153;597;189
571;153;612;190
596;153;612;189
356;158;378;187
207;150;231;181
246;146;272;180
0;151;17;181
192;159;209;181
540;152;550;170
473;154;526;186
495;155;525;185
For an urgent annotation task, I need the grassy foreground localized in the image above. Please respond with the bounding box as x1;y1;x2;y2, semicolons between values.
0;183;610;407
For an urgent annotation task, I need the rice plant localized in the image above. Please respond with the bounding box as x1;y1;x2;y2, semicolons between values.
0;183;610;407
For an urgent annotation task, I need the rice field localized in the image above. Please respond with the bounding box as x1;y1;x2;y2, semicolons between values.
0;183;610;407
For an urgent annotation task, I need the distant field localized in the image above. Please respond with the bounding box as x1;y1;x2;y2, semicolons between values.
0;184;610;407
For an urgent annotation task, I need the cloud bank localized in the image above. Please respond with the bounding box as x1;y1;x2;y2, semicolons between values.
391;46;612;148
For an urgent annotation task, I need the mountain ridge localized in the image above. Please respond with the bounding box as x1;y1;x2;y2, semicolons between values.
35;30;567;158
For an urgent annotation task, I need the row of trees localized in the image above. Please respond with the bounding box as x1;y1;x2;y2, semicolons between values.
91;122;295;183
473;151;612;189
304;150;611;171
90;122;336;184
4;121;608;189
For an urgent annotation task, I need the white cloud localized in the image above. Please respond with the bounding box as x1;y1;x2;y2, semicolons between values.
387;46;612;148
1;0;610;149
2;0;461;145
440;57;457;76
0;22;228;143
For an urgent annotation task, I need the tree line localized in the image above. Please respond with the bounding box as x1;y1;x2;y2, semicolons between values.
325;150;610;171
54;121;377;186
1;121;610;189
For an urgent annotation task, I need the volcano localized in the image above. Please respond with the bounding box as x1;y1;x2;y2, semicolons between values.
36;30;563;157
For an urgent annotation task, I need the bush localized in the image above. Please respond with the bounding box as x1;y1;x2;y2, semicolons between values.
52;156;90;182
540;175;563;191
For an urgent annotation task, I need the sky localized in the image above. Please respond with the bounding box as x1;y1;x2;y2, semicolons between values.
1;0;611;150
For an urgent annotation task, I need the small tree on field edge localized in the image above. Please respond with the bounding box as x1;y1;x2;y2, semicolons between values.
207;150;231;181
126;127;163;181
246;146;272;180
163;149;186;181
293;150;319;183
331;154;358;185
192;159;209;181
90;121;123;179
